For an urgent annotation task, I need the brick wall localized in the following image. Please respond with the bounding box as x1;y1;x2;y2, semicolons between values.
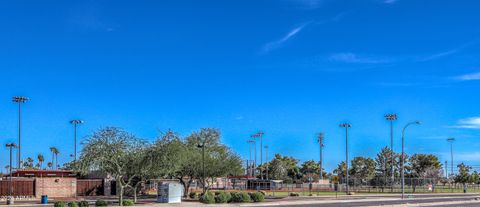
35;177;77;198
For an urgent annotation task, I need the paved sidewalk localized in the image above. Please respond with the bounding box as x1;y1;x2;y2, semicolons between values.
1;193;479;207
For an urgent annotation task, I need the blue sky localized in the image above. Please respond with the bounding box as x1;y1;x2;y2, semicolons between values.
1;0;480;173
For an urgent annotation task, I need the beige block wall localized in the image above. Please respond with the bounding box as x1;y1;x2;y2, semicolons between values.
35;177;77;198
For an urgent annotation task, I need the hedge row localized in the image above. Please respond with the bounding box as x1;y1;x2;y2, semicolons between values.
197;191;265;204
54;199;127;207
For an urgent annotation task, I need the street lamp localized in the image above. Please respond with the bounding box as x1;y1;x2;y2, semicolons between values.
401;121;421;199
385;113;397;190
12;96;29;169
317;133;325;180
197;139;206;193
6;143;17;205
70;120;84;162
339;123;351;195
447;138;455;178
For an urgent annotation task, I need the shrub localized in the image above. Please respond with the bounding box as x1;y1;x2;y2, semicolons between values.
289;192;300;197
231;192;251;203
259;190;267;196
68;201;78;207
54;201;65;207
79;201;89;207
215;192;231;203
199;191;215;204
250;192;265;202
95;200;108;207
122;199;134;206
188;192;197;199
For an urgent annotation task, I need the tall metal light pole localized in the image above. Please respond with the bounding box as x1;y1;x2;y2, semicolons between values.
401;121;421;199
247;140;255;177
249;137;257;177
251;132;264;179
6;143;17;205
445;161;448;178
447;138;455;177
339;123;351;194
385;113;397;189
12;96;29;169
197;139;207;193
265;145;269;180
317;133;325;180
70;120;84;162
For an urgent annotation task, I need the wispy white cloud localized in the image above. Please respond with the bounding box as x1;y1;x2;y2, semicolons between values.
328;53;393;64
384;0;398;4
261;23;309;54
453;72;480;81
417;40;478;62
418;49;460;62
450;117;480;129
288;0;325;10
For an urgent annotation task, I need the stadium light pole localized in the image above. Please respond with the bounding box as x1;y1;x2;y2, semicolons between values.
247;140;255;177
317;133;325;180
12;96;29;169
339;123;351;195
6;143;17;205
251;132;264;179
401;121;421;199
70;120;84;162
265;145;269;180
447;138;455;177
385;113;397;190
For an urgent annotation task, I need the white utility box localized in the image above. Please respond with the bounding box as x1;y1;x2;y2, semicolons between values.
157;182;183;203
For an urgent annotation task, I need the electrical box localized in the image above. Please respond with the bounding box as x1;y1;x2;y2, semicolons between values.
157;182;183;203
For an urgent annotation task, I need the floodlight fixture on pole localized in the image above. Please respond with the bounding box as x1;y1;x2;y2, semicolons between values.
385;113;397;191
12;96;29;169
6;143;17;204
339;123;351;195
317;133;325;180
251;131;264;179
401;121;421;199
265;145;269;180
247;140;255;177
447;138;455;177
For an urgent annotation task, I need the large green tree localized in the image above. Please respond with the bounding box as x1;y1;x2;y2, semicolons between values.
266;154;300;183
350;157;376;185
299;160;326;182
78;127;146;206
408;154;442;192
455;163;472;186
152;128;243;196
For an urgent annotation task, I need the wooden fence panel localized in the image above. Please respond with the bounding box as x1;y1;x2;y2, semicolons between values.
0;180;35;196
77;179;104;196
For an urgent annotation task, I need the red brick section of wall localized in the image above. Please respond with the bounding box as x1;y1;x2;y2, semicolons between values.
35;177;77;198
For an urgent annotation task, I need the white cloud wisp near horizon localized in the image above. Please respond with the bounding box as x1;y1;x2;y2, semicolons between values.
451;117;480;129
328;52;393;64
454;72;480;81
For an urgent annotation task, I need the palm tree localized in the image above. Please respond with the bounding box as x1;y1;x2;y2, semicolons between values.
47;162;53;169
50;147;59;170
26;157;34;169
37;154;45;169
